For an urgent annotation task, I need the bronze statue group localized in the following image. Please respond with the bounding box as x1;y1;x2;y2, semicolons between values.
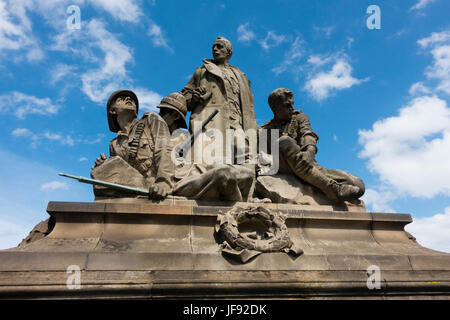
92;37;364;204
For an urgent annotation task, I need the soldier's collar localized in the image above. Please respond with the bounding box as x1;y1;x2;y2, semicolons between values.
117;119;138;136
203;59;233;68
273;117;290;126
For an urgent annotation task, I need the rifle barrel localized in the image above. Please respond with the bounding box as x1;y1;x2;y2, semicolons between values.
59;173;149;196
177;109;219;152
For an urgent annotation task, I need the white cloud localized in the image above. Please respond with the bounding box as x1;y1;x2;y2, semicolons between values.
88;0;142;23
359;29;450;210
417;31;450;95
80;19;133;103
0;0;142;64
50;63;77;85
405;207;450;253
148;21;172;51
426;45;450;94
11;127;39;148
43;131;75;146
259;31;287;51
47;11;165;106
0;92;60;119
307;54;333;67
237;23;256;43
83;133;105;144
359;95;450;198
361;188;397;213
12;128;77;148
409;0;437;12
272;36;305;75
79;157;88;162
12;127;33;137
26;47;44;62
272;38;366;101
409;82;431;96
304;58;368;101
40;181;69;191
134;87;163;112
0;0;43;62
418;31;450;48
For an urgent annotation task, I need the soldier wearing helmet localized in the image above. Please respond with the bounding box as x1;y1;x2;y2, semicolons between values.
93;90;188;200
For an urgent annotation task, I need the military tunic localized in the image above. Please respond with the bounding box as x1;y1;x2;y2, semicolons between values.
260;110;364;188
109;112;174;189
260;110;319;155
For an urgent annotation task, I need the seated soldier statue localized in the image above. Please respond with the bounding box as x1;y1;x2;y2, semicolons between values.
259;88;365;203
93;90;187;200
93;90;254;202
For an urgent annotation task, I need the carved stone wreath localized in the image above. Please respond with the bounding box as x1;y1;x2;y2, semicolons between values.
215;206;303;263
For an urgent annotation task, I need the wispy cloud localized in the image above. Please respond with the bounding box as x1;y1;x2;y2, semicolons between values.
409;82;431;96
0;0;43;62
272;36;305;75
88;0;142;22
237;23;256;43
418;31;450;95
0;92;60;119
259;31;287;51
12;128;34;137
409;0;437;12
134;87;163;112
50;17;165;106
80;19;134;104
418;30;450;48
307;54;333;67
50;63;77;85
40;181;69;191
12;128;103;148
148;21;172;52
236;24;286;50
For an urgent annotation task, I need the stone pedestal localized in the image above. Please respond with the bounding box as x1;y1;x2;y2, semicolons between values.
0;200;449;299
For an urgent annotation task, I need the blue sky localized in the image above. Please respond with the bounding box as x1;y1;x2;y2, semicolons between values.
0;0;449;252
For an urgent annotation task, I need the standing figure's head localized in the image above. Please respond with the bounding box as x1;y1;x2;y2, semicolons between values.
107;90;139;132
212;37;233;64
268;88;294;122
157;92;188;133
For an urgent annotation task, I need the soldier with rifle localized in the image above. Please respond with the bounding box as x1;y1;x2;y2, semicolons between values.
82;90;254;202
92;90;187;200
